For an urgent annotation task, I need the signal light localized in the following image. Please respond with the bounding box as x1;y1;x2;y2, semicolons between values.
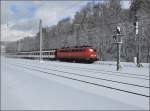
116;26;121;34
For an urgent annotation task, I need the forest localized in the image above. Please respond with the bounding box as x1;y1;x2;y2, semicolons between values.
5;0;150;63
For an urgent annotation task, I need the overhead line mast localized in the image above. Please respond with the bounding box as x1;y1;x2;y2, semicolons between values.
39;19;43;62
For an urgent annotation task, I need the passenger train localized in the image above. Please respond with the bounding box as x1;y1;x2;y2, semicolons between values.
12;46;98;63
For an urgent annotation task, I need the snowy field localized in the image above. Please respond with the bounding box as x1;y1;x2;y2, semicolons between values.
1;56;149;110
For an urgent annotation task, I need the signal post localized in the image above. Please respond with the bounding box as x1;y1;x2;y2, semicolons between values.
113;26;123;71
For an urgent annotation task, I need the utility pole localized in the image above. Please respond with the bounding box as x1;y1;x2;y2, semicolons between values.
149;51;150;77
134;15;142;67
133;4;142;67
18;40;21;52
113;26;123;71
74;24;80;46
39;19;43;62
100;40;104;61
57;28;60;49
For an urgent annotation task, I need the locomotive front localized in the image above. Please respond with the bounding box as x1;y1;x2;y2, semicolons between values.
85;47;97;62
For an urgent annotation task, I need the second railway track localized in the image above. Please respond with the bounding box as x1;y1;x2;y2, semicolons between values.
46;62;149;78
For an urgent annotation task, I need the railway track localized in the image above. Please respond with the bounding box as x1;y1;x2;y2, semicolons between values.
94;62;149;68
18;61;149;80
13;62;149;88
8;58;149;78
8;62;149;98
47;62;149;78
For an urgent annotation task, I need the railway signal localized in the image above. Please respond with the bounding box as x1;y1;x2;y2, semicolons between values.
113;26;123;71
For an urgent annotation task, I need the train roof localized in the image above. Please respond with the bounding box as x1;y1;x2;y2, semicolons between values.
61;45;93;49
18;50;56;53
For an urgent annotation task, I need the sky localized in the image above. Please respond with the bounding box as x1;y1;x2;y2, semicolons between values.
1;0;130;42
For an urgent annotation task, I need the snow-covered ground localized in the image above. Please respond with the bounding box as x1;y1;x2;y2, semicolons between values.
1;56;149;110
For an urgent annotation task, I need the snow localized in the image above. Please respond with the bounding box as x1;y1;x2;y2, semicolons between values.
1;56;149;110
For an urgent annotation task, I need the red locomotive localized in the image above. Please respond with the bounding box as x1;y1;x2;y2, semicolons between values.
56;46;97;62
15;46;98;63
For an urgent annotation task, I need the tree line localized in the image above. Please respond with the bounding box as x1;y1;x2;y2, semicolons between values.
5;0;150;62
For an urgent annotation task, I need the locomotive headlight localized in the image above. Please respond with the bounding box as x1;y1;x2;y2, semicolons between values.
89;49;93;52
91;54;96;57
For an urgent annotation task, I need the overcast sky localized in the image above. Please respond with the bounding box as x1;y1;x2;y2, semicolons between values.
1;0;130;41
